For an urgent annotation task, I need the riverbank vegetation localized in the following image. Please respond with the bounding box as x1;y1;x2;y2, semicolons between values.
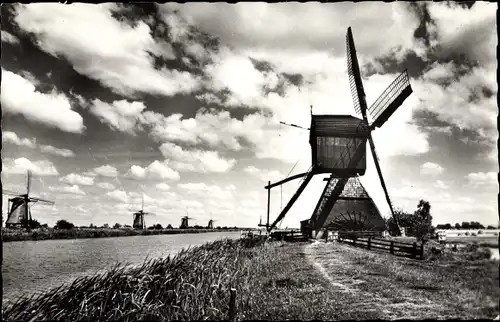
3;237;497;321
1;226;243;242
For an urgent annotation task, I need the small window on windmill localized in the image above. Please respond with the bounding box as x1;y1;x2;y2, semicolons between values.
309;115;369;176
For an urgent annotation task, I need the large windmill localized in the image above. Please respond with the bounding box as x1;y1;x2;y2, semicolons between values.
130;194;154;229
180;208;193;229
264;27;412;237
3;170;55;229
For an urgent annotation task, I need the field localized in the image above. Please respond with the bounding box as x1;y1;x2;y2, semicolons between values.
389;235;499;248
2;237;497;321
1;227;243;242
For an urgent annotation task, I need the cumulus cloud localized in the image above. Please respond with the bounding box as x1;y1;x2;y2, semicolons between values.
128;160;180;181
465;172;497;186
178;182;235;200
426;1;497;69
89;99;146;134
3;157;59;176
85;165;119;177
244;166;284;182
1;69;85;133
420;162;444;176
433;180;450;190
2;131;36;148
159;142;236;173
97;182;116;190
60;173;94;186
13;3;201;98
106;189;129;203
40;145;75;157
156;183;171;191
49;184;86;195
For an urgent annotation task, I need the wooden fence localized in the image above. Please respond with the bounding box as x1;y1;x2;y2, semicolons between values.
338;235;425;260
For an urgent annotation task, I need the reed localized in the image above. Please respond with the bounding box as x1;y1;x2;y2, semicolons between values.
1;228;241;242
2;238;268;321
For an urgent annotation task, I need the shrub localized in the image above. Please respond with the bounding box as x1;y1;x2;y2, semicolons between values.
54;220;75;230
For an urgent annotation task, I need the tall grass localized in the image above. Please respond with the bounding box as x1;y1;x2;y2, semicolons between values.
1;228;241;242
2;238;268;321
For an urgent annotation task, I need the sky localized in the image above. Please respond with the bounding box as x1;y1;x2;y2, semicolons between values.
1;2;498;229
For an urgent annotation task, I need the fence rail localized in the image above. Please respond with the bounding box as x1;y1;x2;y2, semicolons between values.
338;235;424;259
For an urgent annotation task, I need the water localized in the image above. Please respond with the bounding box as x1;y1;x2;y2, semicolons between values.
2;232;241;303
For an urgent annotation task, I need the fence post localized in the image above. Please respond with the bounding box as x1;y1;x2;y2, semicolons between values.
229;288;236;322
412;242;417;259
368;237;371;250
390;240;394;254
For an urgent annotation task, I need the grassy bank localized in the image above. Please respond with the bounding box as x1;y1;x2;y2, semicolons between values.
1;227;242;242
3;238;497;320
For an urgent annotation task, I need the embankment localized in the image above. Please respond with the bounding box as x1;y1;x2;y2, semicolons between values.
2;238;497;321
1;227;243;243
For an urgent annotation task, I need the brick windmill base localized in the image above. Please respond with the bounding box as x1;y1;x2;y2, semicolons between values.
301;176;387;239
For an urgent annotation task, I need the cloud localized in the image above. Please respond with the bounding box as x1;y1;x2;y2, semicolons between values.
89;99;146;134
244;166;284;182
159;142;236;173
1;69;85;133
178;182;235;200
13;3;201;98
3;157;59;176
106;189;129;203
49;184;86;195
155;183;171;191
1;30;20;44
465;172;497;186
420;162;444;176
97;182;116;190
60;173;94;186
40;145;76;157
128;160;180;181
2;131;36;148
85;165;119;178
426;2;497;69
433;180;450;190
160;3;423;61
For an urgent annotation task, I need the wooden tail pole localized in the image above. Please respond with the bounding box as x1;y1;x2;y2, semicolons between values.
229;288;237;322
267;181;270;230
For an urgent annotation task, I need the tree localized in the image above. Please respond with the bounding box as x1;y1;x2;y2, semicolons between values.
55;219;75;230
443;223;452;229
113;223;122;229
461;222;470;229
412;200;433;243
487;225;496;229
103;223;109;229
455;223;461;229
166;224;173;229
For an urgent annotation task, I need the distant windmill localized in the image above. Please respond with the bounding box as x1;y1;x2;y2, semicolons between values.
207;213;216;229
130;194;154;229
3;170;55;229
180;209;193;229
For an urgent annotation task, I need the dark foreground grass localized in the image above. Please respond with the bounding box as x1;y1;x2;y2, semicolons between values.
307;242;499;319
1;227;240;242
3;238;497;321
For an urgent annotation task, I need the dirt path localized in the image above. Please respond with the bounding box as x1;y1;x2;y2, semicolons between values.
303;241;489;319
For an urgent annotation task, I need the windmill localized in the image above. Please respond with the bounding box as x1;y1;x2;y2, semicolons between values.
264;27;412;238
180;208;193;229
3;170;55;229
207;213;216;229
130;194;154;229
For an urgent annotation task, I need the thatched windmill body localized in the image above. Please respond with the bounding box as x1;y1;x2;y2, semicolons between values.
3;170;55;229
264;27;413;238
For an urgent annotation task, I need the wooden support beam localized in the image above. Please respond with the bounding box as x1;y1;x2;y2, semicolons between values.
268;172;315;231
265;172;311;190
266;180;270;229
